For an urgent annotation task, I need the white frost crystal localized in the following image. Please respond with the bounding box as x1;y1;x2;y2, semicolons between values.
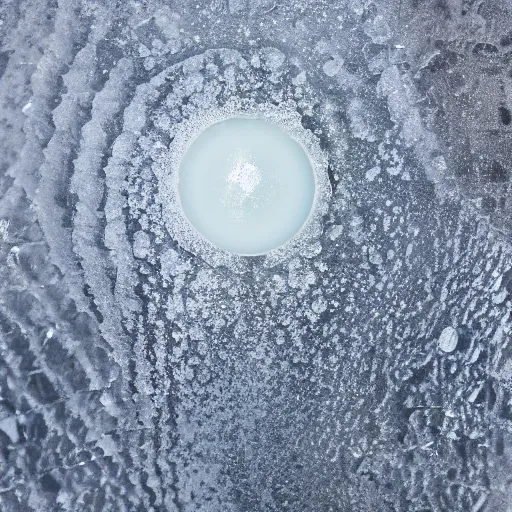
322;57;344;77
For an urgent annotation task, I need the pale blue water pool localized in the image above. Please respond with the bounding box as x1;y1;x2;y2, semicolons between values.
178;117;316;255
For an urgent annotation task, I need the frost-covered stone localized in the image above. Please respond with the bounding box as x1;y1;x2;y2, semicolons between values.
438;326;459;353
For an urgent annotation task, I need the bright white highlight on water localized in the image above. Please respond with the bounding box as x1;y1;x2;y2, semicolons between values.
178;117;316;255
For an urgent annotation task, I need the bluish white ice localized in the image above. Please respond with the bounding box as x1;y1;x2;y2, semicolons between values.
178;117;315;255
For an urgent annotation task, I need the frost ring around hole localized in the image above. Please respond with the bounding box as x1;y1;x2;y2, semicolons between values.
153;100;332;270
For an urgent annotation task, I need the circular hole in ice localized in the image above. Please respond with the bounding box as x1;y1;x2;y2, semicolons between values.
178;117;316;256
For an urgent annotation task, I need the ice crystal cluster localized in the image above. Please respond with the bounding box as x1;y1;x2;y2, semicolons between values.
0;0;511;511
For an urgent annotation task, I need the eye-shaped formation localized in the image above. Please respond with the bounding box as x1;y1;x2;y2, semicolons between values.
0;1;511;511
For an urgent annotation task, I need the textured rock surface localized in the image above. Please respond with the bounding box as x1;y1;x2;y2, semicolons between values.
0;0;511;511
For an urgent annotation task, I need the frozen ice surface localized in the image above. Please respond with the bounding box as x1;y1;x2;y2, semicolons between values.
0;1;511;511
